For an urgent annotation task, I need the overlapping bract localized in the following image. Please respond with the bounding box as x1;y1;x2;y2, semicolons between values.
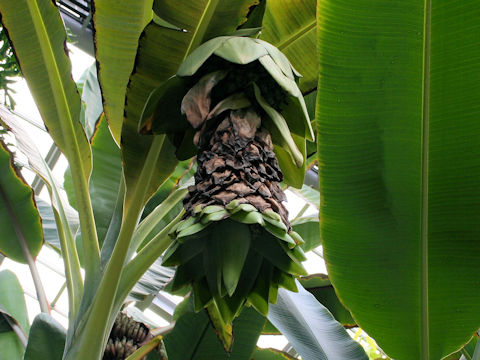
164;219;306;323
150;36;311;323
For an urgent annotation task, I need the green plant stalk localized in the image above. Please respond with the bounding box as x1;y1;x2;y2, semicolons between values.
52;209;81;326
26;0;100;284
114;210;183;312
51;281;67;308
125;335;163;360
101;177;126;268
67;158;100;286
0;186;50;314
127;187;187;259
42;166;83;324
64;135;166;360
292;203;309;222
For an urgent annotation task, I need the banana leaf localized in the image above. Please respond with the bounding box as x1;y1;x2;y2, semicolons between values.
267;281;367;360
0;141;43;263
93;0;153;143
317;1;480;358
260;0;317;93
300;274;355;327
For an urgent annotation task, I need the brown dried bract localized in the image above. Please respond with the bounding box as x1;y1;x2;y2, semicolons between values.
184;107;291;229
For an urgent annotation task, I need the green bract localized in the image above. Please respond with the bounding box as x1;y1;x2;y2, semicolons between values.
163;203;307;324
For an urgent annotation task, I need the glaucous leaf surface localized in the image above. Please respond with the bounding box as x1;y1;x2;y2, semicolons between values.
268;281;368;360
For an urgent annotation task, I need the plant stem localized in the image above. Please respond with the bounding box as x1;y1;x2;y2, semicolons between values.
63;135;165;360
51;281;66;308
69;159;100;286
52;207;82;326
0;187;50;314
114;210;182;311
151;322;175;337
292;203;309;222
27;257;50;314
127;187;186;259
31;143;61;194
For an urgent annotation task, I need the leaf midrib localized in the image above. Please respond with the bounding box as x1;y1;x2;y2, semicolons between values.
275;20;316;51
27;1;83;173
184;0;220;59
421;0;432;358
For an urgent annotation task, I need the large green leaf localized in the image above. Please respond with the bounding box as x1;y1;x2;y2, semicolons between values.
0;270;29;359
65;66;122;247
0;0;90;182
128;258;174;302
24;314;66;360
0;0;99;280
0;141;43;263
77;64;103;139
152;0;260;44
0;332;23;360
93;0;153;143
164;298;265;360
267;281;368;360
35;197;78;253
260;0;317;93
317;1;480;359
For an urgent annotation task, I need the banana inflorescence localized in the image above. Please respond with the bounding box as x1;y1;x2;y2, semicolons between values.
146;36;313;324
